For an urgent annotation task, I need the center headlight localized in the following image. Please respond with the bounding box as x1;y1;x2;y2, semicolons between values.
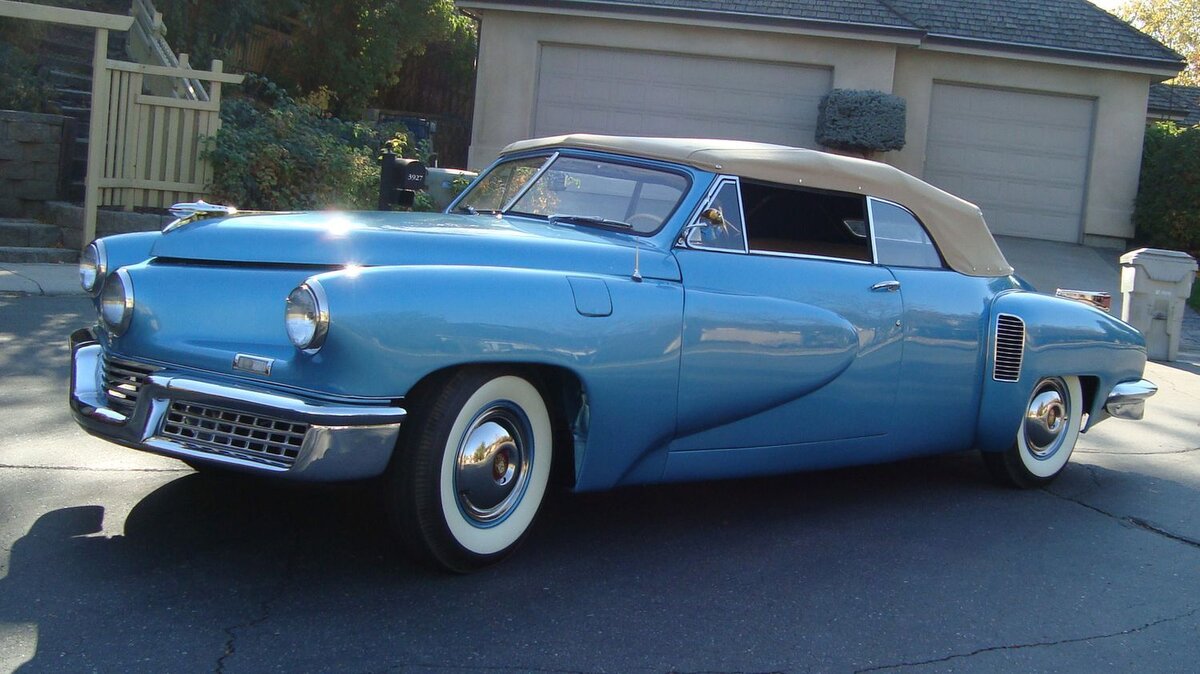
285;281;329;351
99;268;133;335
80;240;106;294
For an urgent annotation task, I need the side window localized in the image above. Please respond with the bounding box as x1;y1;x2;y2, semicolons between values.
740;181;871;262
686;180;747;252
869;198;944;269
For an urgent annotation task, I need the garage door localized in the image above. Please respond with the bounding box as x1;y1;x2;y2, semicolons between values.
534;45;831;148
924;83;1094;243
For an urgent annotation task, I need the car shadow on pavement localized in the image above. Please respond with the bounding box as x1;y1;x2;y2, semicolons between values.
5;454;1189;672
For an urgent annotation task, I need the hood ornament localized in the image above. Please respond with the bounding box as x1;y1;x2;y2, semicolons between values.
164;200;238;233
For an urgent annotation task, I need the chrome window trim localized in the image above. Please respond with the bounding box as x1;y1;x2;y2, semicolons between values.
680;176;750;254
746;249;874;265
866;196;946;269
500;151;560;212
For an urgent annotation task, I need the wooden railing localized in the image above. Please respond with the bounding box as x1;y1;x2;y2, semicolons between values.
126;0;209;101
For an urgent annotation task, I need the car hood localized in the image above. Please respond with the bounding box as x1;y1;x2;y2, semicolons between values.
149;211;681;281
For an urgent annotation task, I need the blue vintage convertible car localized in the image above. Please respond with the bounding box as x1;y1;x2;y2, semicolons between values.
69;134;1156;571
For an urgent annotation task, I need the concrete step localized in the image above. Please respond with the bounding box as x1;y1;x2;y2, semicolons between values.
46;68;91;87
0;220;63;248
0;246;77;264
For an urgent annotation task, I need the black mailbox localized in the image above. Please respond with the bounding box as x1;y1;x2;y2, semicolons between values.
379;151;427;210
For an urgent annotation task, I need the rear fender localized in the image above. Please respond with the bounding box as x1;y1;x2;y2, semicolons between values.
976;291;1146;451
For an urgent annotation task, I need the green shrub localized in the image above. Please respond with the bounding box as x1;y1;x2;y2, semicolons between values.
1133;122;1200;260
203;76;411;210
0;42;52;113
815;89;906;156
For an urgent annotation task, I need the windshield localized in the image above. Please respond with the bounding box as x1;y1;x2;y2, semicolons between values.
454;154;690;234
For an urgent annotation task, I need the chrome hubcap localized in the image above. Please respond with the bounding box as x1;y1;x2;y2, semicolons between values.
454;404;531;525
1024;378;1070;458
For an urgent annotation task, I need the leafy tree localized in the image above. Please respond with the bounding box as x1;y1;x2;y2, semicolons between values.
1116;0;1199;85
161;0;475;117
1132;122;1200;258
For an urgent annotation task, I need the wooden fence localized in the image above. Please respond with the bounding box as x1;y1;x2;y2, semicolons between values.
93;59;242;210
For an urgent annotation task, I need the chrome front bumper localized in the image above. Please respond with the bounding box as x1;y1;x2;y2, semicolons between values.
69;329;406;480
1105;379;1157;421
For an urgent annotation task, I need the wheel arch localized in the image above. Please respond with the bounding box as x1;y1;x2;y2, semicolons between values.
976;291;1147;451
401;361;588;490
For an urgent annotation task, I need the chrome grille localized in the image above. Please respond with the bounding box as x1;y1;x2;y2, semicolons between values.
993;314;1025;382
102;357;159;417
159;401;308;467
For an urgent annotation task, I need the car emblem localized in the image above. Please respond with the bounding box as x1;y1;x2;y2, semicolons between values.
233;354;273;376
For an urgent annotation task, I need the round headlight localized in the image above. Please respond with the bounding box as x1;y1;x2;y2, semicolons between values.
285;281;329;351
80;240;106;294
99;268;133;335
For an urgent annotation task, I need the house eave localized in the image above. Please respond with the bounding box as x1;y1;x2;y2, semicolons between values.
457;0;925;45
920;34;1185;78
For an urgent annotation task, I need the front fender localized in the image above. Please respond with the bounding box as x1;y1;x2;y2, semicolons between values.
92;231;161;302
311;265;685;490
976;291;1147;451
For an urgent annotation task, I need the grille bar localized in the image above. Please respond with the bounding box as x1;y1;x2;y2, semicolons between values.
101;357;159;416
160;401;309;467
993;314;1025;382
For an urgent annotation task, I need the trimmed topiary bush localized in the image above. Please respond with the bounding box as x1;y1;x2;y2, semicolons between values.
816;89;906;157
1133;122;1200;260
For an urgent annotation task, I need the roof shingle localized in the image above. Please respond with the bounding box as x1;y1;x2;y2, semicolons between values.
466;0;1183;68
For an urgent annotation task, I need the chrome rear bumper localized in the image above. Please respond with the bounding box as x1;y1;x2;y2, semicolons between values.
69;328;406;480
1105;379;1157;421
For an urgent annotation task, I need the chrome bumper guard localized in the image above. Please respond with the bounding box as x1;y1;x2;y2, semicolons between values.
69;329;406;480
1105;379;1157;421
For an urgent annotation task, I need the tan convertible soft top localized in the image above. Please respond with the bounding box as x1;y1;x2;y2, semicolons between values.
503;134;1014;277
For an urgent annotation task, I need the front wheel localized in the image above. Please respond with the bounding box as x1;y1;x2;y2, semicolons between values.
387;369;553;572
983;375;1083;488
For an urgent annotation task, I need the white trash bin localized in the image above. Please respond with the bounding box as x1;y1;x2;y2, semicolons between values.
1119;248;1198;361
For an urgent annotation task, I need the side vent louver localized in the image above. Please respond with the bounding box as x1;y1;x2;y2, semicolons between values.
993;314;1025;382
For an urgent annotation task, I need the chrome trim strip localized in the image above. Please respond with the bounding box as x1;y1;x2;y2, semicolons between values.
1105;379;1157;421
157;376;407;424
746;249;873;265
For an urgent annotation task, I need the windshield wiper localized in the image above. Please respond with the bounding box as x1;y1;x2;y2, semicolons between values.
548;214;634;230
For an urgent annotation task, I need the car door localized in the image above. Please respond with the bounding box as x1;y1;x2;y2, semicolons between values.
671;177;904;455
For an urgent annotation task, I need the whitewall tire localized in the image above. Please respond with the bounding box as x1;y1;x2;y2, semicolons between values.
983;375;1083;488
388;368;553;572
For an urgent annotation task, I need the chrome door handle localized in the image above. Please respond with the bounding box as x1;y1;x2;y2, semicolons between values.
870;280;901;292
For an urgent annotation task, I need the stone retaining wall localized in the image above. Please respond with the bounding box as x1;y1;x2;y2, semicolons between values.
0;111;76;218
46;202;173;249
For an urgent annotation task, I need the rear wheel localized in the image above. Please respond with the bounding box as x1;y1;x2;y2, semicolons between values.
983;375;1083;488
387;368;553;572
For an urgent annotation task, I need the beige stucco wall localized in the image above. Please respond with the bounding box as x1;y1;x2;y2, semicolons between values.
891;48;1151;242
468;8;1157;242
468;9;899;168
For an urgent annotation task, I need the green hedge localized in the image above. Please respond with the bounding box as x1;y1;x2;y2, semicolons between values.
1134;122;1200;260
203;77;414;211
